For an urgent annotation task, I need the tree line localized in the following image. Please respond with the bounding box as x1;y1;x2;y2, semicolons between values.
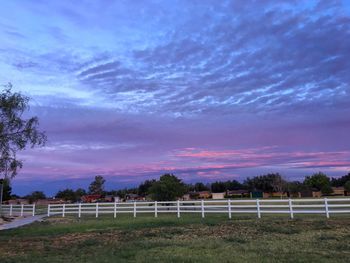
3;172;350;203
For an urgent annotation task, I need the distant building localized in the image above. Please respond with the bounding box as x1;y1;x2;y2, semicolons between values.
226;190;250;198
181;194;191;201
125;194;145;201
331;187;346;196
188;191;211;199
212;192;225;199
7;199;29;205
81;194;102;203
104;195;114;202
263;192;288;198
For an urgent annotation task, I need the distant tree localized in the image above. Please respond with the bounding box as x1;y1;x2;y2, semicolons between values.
0;178;11;201
344;181;350;193
286;181;307;194
148;174;187;201
10;194;20;199
304;172;332;194
211;180;244;193
88;175;105;195
75;188;86;199
225;180;245;190
138;179;156;196
320;184;333;195
244;173;286;193
0;85;46;179
331;173;350;187
193;182;209;192
55;189;77;202
211;181;226;193
26;191;46;203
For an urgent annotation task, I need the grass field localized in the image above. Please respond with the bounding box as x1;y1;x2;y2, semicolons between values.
0;214;350;263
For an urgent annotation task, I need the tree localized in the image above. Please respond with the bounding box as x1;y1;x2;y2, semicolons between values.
75;188;86;199
211;181;226;193
26;191;46;203
210;180;244;193
286;181;307;194
148;174;187;201
304;172;332;194
331;173;350;187
244;173;286;193
0;178;11;201
344;181;350;193
138;179;156;196
0;85;46;179
193;182;209;192
88;175;105;195
55;189;77;202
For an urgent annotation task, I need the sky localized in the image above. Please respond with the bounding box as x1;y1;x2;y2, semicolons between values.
0;0;350;196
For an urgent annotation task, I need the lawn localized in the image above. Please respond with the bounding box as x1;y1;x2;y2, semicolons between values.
0;214;350;263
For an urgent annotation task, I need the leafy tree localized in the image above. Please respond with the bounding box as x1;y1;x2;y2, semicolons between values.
193;182;209;192
0;85;46;179
286;181;307;194
26;191;46;203
55;189;78;202
148;174;187;201
244;173;286;192
88;175;105;195
75;188;86;199
320;184;333;195
226;180;245;190
138;179;156;196
0;178;11;201
344;181;350;193
304;172;332;194
211;181;226;193
331;173;350;187
211;180;244;193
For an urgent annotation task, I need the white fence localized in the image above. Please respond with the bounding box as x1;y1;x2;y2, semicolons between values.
1;204;36;216
47;198;350;219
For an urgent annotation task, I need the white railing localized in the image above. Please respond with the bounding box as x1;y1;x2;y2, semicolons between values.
47;198;350;219
1;204;36;216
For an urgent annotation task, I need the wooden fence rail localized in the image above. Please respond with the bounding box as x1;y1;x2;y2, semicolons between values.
2;198;350;219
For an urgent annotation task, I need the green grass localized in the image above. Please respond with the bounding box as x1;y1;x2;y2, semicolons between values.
1;214;350;262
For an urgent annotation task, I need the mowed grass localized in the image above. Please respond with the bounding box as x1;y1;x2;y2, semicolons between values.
1;214;350;263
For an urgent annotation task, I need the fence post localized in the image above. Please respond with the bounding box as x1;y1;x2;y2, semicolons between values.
133;202;136;218
114;202;117;218
20;204;24;217
32;204;36;216
10;204;13;216
201;200;205;218
288;199;294;219
154;201;158;218
256;199;261;218
62;203;66;217
47;204;51;217
228;199;232;219
78;203;81;218
96;203;99;218
324;198;330;218
177;200;180;218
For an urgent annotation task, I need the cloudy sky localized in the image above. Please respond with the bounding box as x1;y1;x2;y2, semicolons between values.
1;0;350;195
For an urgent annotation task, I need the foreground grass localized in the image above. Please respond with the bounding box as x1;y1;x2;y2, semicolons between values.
0;214;350;263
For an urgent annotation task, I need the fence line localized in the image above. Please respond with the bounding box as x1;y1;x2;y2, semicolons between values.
1;204;35;216
46;198;350;219
2;198;350;219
